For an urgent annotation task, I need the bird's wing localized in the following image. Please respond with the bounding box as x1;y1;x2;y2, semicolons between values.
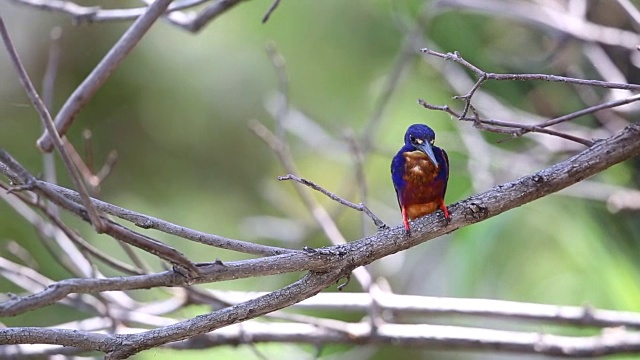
390;153;405;210
441;148;450;199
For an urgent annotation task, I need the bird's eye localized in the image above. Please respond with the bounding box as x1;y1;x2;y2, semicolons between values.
429;139;435;145
412;137;424;145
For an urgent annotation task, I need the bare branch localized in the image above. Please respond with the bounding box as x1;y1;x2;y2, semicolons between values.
40;26;61;217
414;48;640;146
420;48;640;91
0;327;110;353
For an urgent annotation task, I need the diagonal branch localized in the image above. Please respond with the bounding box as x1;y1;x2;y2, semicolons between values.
421;48;640;91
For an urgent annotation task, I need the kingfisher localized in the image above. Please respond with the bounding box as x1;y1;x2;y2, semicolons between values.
391;124;450;232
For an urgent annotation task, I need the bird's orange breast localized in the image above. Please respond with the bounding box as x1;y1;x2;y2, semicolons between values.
401;151;446;219
402;151;439;184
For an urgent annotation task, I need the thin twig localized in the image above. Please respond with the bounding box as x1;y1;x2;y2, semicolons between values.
420;48;640;91
419;48;640;145
248;120;348;246
278;174;387;229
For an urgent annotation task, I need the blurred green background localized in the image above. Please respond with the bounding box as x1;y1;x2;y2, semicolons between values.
1;0;639;359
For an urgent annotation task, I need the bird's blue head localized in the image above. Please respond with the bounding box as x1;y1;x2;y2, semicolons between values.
403;124;439;167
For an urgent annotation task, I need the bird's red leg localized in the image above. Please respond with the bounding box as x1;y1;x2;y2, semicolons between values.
439;199;450;223
401;206;410;232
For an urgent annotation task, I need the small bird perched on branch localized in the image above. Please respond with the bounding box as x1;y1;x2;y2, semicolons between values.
391;124;450;232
